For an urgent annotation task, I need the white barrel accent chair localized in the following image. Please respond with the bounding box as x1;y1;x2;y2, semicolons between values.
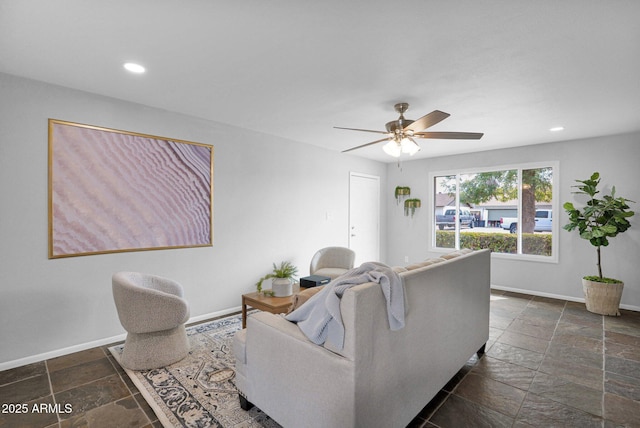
112;272;190;370
309;246;356;280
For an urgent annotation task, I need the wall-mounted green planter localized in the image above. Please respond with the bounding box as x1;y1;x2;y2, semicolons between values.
404;198;421;218
395;186;411;205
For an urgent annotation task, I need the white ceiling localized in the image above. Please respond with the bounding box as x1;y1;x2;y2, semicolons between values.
2;0;639;162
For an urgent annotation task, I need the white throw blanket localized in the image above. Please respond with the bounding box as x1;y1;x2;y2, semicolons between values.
285;262;405;349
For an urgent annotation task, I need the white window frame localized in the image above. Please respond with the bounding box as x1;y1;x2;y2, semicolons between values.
428;161;559;263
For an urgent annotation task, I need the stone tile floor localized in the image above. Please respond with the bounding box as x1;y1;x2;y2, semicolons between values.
408;290;640;428
1;290;639;427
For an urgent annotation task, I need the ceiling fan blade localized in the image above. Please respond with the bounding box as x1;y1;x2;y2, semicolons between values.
342;137;391;153
334;126;389;135
404;110;450;132
414;131;484;140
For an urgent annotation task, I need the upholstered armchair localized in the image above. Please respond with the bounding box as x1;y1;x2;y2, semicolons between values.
112;272;190;370
309;246;356;280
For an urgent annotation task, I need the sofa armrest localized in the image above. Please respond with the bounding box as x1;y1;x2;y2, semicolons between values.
247;311;312;344
243;311;356;427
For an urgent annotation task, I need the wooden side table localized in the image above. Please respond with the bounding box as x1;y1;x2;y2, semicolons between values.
241;289;299;328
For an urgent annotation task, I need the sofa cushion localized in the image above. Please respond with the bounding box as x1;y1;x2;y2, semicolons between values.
405;258;444;270
439;252;459;260
404;263;422;270
440;248;473;260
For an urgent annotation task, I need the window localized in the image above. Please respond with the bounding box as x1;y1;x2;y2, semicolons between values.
430;162;558;261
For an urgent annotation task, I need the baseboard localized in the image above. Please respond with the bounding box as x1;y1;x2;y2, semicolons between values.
0;306;241;372
0;333;127;373
187;306;241;325
491;285;640;312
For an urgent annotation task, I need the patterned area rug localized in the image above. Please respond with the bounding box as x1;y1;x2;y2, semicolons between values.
109;313;280;427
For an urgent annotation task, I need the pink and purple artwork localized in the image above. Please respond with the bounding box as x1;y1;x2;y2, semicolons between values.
48;120;213;258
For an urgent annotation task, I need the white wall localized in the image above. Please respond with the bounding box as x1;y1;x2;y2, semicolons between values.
386;133;640;310
0;73;387;367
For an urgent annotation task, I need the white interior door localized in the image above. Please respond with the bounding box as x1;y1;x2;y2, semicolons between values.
349;172;380;265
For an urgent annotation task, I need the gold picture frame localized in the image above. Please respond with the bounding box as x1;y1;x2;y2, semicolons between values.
48;119;213;258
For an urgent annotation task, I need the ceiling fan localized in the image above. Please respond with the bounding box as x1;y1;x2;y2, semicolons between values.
336;102;483;157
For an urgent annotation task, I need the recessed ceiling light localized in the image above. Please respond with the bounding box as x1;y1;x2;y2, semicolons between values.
549;126;564;132
123;62;146;74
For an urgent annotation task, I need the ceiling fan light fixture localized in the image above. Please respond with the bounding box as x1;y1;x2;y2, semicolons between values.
400;137;420;156
382;140;402;157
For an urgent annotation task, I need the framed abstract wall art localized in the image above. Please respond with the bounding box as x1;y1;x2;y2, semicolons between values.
48;119;213;258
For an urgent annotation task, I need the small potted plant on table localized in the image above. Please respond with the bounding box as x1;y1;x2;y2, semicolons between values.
256;261;299;297
563;172;635;316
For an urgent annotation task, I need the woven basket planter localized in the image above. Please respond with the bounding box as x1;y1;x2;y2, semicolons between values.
582;278;624;316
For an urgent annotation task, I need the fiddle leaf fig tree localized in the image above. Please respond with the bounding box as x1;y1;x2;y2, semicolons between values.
563;172;635;282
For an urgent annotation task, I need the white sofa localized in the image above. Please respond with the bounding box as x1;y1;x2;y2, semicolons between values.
233;249;490;428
